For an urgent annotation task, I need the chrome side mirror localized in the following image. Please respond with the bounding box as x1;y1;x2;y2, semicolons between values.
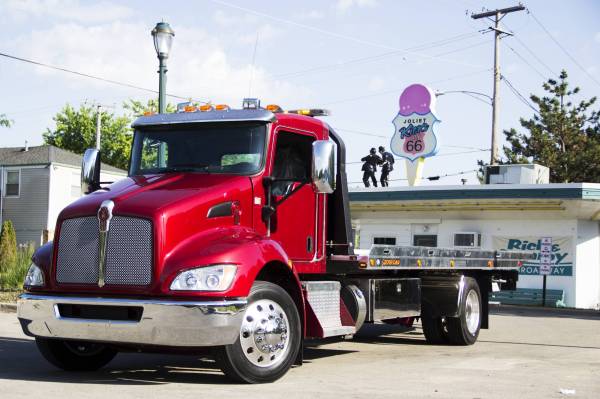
81;148;101;195
311;140;337;194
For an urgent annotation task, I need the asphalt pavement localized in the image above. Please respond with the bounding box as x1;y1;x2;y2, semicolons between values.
0;306;599;399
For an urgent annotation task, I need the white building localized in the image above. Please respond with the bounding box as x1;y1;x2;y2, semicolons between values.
0;145;126;246
350;183;600;309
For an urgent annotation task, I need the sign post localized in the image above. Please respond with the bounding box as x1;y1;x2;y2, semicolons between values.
391;84;440;186
539;237;552;306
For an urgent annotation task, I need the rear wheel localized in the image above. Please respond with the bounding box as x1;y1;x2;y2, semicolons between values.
36;338;117;371
421;306;449;345
446;277;481;345
216;281;301;383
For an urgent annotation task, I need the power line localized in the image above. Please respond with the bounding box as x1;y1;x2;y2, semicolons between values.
0;51;208;103
345;149;489;165
528;8;600;88
207;0;484;69
513;36;557;78
320;68;491;106
501;74;539;114
273;31;483;80
348;168;478;185
505;44;546;80
334;128;489;152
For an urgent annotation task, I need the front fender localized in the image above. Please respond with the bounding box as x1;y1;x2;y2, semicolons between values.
28;241;53;291
161;226;290;297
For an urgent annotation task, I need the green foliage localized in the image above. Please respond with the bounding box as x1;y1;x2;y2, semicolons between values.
0;242;34;290
0;113;13;128
0;221;17;274
43;99;178;171
123;99;176;117
43;104;132;170
502;70;600;183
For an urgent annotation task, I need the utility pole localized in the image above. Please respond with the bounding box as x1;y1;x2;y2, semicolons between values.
472;4;525;165
95;104;102;150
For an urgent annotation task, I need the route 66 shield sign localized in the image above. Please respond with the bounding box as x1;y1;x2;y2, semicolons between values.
391;84;440;162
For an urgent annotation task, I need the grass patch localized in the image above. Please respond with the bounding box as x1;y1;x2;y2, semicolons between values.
0;290;20;303
0;243;34;291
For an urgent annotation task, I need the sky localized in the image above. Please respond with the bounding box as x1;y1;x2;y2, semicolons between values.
1;0;599;188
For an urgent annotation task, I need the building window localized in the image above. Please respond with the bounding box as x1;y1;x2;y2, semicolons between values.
413;235;438;247
454;233;482;247
373;237;396;245
71;171;81;197
4;169;20;197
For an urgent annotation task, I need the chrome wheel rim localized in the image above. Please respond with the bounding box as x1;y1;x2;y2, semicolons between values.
239;299;290;368
465;289;480;335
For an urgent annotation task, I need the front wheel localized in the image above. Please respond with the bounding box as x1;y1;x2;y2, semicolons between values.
36;338;117;371
446;277;481;345
216;281;301;383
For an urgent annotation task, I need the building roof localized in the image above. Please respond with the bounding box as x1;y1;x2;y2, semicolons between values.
0;145;126;174
349;183;600;202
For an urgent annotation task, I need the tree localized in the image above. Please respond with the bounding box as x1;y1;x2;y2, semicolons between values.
502;70;600;183
0;220;17;273
44;100;177;170
0;114;12;128
123;99;176;117
43;104;132;170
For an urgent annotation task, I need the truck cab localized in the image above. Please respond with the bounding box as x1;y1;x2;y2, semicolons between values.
18;100;527;383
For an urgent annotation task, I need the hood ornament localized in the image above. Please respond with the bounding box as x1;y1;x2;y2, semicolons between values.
97;200;114;287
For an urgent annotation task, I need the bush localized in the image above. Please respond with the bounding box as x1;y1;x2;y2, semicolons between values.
0;220;17;273
0;242;34;291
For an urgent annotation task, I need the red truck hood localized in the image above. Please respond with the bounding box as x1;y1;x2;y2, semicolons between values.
52;173;255;295
59;173;252;220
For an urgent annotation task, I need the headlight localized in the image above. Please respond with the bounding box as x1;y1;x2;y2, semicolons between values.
170;265;237;291
24;264;44;287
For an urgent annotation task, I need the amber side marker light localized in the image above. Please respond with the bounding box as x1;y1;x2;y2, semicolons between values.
265;104;283;113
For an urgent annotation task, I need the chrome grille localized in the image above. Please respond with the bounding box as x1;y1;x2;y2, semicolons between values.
56;216;153;286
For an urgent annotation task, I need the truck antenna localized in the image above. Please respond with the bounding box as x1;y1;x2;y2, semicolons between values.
248;31;260;97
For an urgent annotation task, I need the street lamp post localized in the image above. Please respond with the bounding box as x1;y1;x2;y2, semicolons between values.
151;22;175;114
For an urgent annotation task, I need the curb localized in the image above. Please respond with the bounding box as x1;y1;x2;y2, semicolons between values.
0;302;17;313
490;302;600;317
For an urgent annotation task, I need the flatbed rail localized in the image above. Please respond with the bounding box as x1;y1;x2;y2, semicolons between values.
367;245;535;271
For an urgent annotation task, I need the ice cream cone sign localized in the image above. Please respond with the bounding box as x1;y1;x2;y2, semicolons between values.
391;84;441;186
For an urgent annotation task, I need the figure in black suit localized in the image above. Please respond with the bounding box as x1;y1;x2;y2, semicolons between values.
361;148;382;187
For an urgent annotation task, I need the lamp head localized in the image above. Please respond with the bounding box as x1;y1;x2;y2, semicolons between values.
152;21;175;59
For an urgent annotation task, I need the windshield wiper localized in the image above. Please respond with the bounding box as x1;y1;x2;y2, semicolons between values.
159;164;210;173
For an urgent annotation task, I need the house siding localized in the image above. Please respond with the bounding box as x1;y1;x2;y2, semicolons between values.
2;166;49;246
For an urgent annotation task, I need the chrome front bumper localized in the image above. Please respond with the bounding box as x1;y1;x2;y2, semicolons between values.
17;293;247;347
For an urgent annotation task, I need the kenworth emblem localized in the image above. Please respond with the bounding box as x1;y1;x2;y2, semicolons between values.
97;200;114;287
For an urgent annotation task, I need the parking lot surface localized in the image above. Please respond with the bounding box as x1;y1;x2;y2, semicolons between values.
0;306;599;399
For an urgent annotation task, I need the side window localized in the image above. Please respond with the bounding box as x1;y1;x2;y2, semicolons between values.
141;138;169;169
4;169;20;197
413;235;437;247
271;131;314;196
373;237;396;245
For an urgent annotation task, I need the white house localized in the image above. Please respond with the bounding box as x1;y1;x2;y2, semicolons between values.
349;183;600;309
0;145;126;246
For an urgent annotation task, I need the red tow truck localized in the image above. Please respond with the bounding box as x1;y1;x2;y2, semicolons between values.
18;99;530;383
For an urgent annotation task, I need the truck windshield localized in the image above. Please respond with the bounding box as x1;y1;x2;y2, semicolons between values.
129;123;267;176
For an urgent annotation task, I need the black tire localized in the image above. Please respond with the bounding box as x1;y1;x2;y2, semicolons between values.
421;305;449;345
446;277;481;345
216;281;301;383
35;338;117;371
421;316;449;345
